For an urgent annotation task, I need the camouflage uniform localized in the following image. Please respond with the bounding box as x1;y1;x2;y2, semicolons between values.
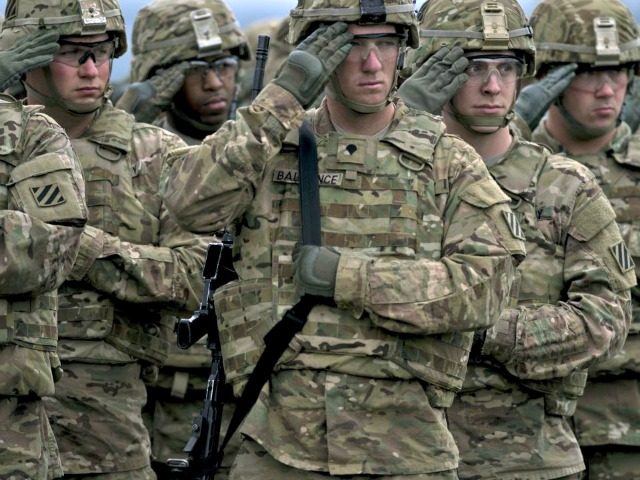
412;1;635;478
162;1;526;476
533;122;640;479
1;1;209;478
128;2;250;477
529;1;640;477
0;93;87;479
129;0;250;145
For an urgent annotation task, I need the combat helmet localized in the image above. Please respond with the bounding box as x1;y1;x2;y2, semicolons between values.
1;0;126;57
416;0;535;130
1;0;126;114
289;0;419;113
417;0;535;77
530;0;640;72
289;0;419;49
130;0;250;84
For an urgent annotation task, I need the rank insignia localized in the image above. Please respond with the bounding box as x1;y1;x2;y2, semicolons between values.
31;184;66;207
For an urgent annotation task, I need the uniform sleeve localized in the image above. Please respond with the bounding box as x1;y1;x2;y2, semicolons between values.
482;181;635;380
0;111;87;296
69;126;209;312
161;83;306;234
334;137;526;335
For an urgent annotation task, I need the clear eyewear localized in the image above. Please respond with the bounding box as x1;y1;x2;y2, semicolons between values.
464;58;525;86
347;33;402;62
187;56;239;81
570;67;629;93
53;40;116;67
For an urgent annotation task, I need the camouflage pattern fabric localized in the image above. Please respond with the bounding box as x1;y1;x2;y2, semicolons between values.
530;0;640;68
448;136;634;479
580;445;640;479
0;94;87;480
42;102;209;475
161;80;525;475
129;0;250;84
230;437;459;480
533;121;640;471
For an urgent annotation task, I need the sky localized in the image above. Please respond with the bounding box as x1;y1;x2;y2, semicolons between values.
1;0;639;81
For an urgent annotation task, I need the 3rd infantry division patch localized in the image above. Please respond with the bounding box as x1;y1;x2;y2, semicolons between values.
30;184;66;207
610;240;635;273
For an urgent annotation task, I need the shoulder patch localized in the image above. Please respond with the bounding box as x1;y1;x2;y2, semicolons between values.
30;184;66;207
610;241;635;273
503;210;526;241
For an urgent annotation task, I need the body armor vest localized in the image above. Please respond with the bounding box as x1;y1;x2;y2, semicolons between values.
215;107;507;407
57;105;169;365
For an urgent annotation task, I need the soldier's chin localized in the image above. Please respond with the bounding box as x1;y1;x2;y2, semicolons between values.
66;98;104;114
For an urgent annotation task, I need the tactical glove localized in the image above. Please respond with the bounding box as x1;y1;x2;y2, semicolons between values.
293;244;340;299
115;61;190;123
398;46;469;115
621;79;640;133
273;22;353;108
0;30;60;91
514;63;578;131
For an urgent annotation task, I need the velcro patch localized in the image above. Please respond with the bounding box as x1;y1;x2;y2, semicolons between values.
610;241;635;273
30;184;66;207
503;210;525;240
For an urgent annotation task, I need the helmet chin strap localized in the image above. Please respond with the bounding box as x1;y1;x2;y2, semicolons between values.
23;58;116;117
169;104;220;139
555;96;615;140
446;82;519;134
327;38;407;114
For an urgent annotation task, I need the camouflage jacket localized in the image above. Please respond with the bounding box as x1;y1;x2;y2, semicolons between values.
57;103;208;367
533;121;640;446
449;134;634;479
0;94;87;397
163;83;525;475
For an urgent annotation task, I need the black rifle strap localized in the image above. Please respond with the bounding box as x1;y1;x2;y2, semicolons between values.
219;119;321;454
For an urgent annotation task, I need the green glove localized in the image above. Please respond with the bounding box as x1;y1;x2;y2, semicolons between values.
0;30;60;91
398;45;469;115
621;79;640;133
115;61;190;123
514;63;578;131
293;244;340;299
273;22;353;108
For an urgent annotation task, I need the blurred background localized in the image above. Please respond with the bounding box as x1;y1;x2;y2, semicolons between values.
1;0;639;82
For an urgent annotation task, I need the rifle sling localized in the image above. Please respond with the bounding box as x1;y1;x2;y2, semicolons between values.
218;119;322;457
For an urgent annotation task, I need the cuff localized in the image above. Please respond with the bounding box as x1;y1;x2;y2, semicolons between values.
334;252;368;318
69;225;105;281
481;307;520;363
253;83;306;131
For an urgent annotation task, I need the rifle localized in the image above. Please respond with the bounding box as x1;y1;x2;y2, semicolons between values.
166;35;271;479
167;234;236;480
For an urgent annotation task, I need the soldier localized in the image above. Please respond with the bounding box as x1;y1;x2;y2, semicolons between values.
117;0;250;144
0;46;87;480
527;0;640;477
120;1;251;477
398;0;635;478
162;0;527;477
0;0;209;478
